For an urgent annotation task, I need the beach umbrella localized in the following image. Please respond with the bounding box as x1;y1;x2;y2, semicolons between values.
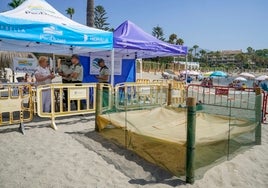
181;70;190;74
256;75;268;81
189;70;200;76
234;77;247;81
203;71;213;77
239;72;255;79
210;71;227;77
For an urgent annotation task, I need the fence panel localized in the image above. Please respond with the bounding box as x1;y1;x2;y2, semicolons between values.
36;83;113;130
0;83;33;134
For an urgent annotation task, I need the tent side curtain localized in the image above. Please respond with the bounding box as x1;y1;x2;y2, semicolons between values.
80;56;136;85
113;20;187;58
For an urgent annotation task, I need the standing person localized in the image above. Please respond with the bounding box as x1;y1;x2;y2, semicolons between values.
70;54;84;110
95;58;110;107
23;73;32;82
35;56;55;112
70;54;83;83
58;59;72;110
58;60;72;83
95;58;110;83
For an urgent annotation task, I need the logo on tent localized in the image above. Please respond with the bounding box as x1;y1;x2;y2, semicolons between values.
43;26;62;35
84;35;88;42
25;5;61;19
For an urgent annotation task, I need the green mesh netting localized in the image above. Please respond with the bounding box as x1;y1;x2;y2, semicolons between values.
96;85;261;179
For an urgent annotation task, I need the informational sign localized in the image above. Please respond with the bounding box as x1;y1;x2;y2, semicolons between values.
69;88;87;100
90;56;122;75
215;88;229;95
13;57;38;73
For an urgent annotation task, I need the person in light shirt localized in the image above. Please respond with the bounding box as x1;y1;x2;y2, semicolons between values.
35;56;55;112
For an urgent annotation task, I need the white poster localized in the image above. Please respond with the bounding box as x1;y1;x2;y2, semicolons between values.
13;57;38;73
90;56;122;75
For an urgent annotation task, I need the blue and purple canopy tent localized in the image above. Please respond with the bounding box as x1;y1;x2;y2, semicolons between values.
113;20;187;58
86;20;188;85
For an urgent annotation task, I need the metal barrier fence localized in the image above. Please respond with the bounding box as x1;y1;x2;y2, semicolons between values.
36;83;113;130
136;79;150;84
114;81;186;110
261;91;268;122
0;83;33;134
114;82;167;110
187;84;256;110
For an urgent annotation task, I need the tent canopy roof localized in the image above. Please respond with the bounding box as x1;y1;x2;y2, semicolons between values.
113;20;187;58
0;0;113;54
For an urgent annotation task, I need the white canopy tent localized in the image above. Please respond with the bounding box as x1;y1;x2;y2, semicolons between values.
0;0;113;54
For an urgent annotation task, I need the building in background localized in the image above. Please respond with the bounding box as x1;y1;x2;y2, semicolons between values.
207;50;242;65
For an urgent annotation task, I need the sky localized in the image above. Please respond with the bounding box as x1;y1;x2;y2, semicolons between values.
0;0;267;52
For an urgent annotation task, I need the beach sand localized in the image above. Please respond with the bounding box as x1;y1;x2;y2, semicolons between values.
0;115;267;188
0;72;268;187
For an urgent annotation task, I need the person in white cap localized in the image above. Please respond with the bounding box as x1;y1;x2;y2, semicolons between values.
35;56;55;112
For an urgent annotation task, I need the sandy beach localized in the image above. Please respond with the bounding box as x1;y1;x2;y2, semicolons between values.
0;115;267;188
0;72;268;188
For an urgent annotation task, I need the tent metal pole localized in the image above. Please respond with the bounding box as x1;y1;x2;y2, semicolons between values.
140;59;143;79
52;54;56;74
185;55;188;85
111;49;115;86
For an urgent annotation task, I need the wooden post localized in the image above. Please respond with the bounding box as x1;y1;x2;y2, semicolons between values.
255;87;262;145
186;97;196;184
95;84;102;132
167;83;172;106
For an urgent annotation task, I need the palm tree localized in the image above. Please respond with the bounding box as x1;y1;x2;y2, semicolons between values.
193;45;199;57
168;33;177;44
152;26;165;41
199;49;206;57
86;0;94;27
176;38;184;45
188;48;193;56
215;51;221;63
199;49;207;63
235;53;246;72
66;8;75;19
188;48;194;61
247;46;254;54
8;0;25;9
94;5;110;30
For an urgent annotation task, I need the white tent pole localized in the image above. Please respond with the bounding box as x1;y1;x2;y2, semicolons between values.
111;49;115;86
52;54;56;74
139;59;143;79
185;55;188;85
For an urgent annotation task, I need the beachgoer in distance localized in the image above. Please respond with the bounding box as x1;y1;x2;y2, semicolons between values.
35;56;55;112
241;83;247;90
260;81;268;92
186;76;193;84
207;78;213;88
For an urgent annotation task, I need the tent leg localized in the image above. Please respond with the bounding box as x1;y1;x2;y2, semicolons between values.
51;117;58;130
19;122;25;135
